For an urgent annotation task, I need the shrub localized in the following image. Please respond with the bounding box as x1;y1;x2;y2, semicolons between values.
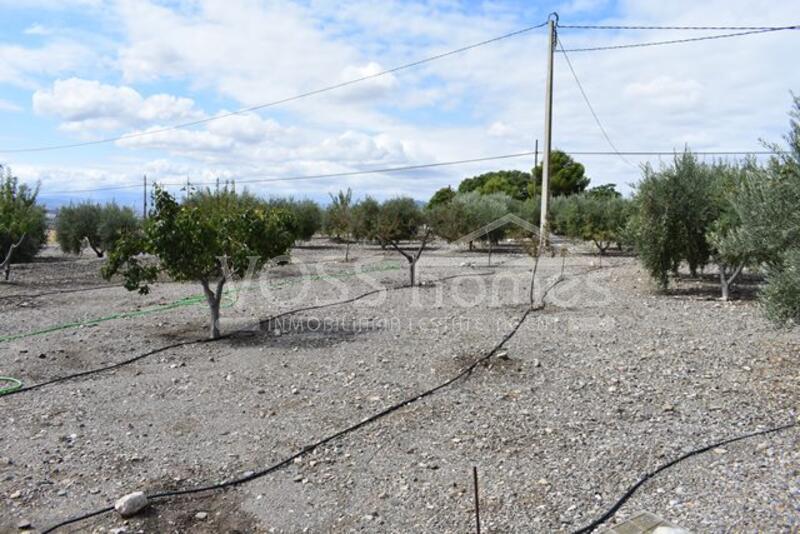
103;187;296;338
0;166;47;280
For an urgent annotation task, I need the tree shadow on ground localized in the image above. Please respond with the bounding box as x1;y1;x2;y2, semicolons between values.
226;315;386;350
664;272;764;301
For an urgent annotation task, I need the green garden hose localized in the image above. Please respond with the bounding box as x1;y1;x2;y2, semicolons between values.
0;262;400;344
0;377;22;395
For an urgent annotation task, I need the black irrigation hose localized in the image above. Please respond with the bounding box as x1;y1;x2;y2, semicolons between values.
1;270;497;398
571;419;798;533
0;283;121;302
40;268;576;533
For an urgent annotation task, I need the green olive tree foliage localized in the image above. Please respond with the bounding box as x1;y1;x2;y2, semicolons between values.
376;197;431;286
554;194;631;255
0;166;47;280
719;96;800;321
324;188;353;260
351;196;381;243
102;187;296;339
634;151;718;289
56;202;139;257
267;198;321;241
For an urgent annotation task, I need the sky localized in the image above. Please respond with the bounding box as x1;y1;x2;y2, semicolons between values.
0;0;798;210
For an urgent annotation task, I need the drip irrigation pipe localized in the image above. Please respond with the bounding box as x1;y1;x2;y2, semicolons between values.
39;266;575;533
572;420;798;533
1;269;501;398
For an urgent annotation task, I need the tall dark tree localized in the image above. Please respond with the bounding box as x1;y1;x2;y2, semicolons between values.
427;186;456;209
530;150;590;197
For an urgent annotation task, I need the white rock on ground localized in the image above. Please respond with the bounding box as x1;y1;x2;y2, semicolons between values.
114;492;148;517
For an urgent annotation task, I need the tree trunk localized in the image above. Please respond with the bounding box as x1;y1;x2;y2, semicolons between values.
1;234;26;282
719;262;744;301
89;242;104;258
409;259;415;287
720;270;730;301
488;240;492;266
345;242;350;262
201;278;225;339
529;253;540;306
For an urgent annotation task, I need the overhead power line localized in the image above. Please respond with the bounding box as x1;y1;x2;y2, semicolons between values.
0;21;548;155
556;37;635;168
559;25;798;52
36;149;777;196
38;152;539;195
559;24;797;31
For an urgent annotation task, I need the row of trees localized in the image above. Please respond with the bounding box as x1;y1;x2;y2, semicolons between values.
629;97;800;323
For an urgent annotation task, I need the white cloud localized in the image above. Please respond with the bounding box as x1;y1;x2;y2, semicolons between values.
8;0;800;203
488;121;513;138
33;78;203;132
0;41;93;87
115;127;234;153
624;76;704;110
24;24;52;36
0;98;22;112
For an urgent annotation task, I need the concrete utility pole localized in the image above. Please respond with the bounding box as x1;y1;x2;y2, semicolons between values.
143;175;147;219
539;14;557;248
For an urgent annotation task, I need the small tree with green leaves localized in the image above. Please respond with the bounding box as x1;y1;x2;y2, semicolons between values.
634;150;717;288
56;201;139;257
268;198;321;241
718;96;800;318
376;197;431;286
103;187;296;339
351;196;381;243
555;194;631;255
324;188;353;260
0;166;47;280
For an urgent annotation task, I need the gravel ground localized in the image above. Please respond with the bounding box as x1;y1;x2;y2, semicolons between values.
0;240;797;533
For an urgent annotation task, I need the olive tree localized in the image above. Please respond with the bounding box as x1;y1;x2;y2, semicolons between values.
0;167;47;280
634;151;717;288
717;97;800;319
555;194;631;255
351;196;381;243
376;197;431;286
324;188;353;260
103;187;296;339
267;198;321;242
56;201;139;257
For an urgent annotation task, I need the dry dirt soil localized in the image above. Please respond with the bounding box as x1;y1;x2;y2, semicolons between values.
0;241;798;533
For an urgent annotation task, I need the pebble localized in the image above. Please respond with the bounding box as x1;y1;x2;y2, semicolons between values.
114;491;148;517
195;512;208;520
